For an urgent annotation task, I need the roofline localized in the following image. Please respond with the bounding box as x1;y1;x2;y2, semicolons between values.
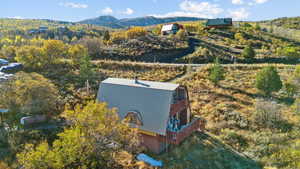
101;81;179;92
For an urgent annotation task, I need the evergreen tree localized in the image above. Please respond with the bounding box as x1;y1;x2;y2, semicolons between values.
79;54;94;81
103;30;110;41
242;45;256;60
255;66;282;96
209;57;225;85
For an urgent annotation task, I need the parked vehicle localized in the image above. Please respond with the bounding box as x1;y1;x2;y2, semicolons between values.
0;63;23;73
0;58;9;66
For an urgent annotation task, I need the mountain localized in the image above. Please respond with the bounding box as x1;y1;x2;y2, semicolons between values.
78;16;124;29
79;15;205;28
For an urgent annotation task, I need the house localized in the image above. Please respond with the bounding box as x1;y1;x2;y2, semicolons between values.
161;23;183;35
205;18;233;29
97;78;205;153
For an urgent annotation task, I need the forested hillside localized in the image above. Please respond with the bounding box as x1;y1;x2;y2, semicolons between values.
0;16;300;169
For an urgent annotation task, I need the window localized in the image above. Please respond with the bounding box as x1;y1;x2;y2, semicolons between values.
124;111;143;127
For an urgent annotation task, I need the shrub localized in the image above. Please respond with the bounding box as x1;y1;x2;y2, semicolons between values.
277;46;300;60
255;66;282;96
219;129;248;149
251;99;284;129
242;45;256;60
176;29;188;40
152;25;162;35
125;27;147;39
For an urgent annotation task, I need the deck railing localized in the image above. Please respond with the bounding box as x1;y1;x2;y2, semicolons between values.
170;99;187;116
166;117;205;145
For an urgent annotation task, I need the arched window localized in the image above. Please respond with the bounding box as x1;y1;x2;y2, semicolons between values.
124;111;143;127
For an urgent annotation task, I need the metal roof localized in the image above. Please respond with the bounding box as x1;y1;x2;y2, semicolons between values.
206;18;232;26
97;78;179;135
102;78;179;91
161;24;176;32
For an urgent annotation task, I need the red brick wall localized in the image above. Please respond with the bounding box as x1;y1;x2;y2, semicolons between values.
140;134;167;154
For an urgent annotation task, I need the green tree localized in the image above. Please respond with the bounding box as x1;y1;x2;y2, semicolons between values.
0;72;60;123
17;102;140;169
255;66;283;96
103;30;110;41
242;45;256;60
79;54;94;81
209;57;225;85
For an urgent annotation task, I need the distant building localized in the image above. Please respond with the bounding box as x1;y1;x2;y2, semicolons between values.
205;18;233;29
97;78;205;153
39;26;48;33
161;23;183;35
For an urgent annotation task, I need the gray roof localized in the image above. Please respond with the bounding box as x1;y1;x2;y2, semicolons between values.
97;78;179;135
206;18;232;26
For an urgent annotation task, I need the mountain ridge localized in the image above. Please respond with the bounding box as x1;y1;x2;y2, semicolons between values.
78;15;205;28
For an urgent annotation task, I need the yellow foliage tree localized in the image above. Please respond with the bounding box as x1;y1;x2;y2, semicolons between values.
125;27;147;39
17;102;141;169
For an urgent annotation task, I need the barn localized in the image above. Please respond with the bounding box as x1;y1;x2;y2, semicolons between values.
161;23;183;35
97;78;205;153
206;18;233;29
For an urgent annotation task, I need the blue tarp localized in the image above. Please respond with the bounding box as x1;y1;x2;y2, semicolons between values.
137;153;163;167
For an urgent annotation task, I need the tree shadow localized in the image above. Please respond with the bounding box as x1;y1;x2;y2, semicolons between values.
158;132;262;169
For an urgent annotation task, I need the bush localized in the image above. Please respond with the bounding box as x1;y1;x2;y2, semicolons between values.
219;129;248;149
125;27;147;39
242;45;256;59
251;99;284;129
176;29;188;40
277;46;300;60
255;66;282;96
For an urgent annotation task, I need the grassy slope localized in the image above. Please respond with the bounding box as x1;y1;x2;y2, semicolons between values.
150;64;297;169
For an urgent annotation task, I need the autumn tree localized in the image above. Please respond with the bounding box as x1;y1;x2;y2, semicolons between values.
125;27;147;39
176;29;188;40
208;57;225;85
0;72;60;124
43;40;67;63
255;66;282;96
78;37;102;58
15;45;45;69
17;102;140;169
68;44;88;66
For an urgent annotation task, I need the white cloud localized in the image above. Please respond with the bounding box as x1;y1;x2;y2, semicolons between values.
254;0;269;4
232;0;243;5
9;16;24;19
101;7;113;15
228;8;249;21
152;0;223;18
122;8;134;15
59;2;88;8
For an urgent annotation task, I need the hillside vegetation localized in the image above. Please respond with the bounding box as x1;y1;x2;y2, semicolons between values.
1;16;300;169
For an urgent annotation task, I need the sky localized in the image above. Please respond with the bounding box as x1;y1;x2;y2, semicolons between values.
1;0;299;22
